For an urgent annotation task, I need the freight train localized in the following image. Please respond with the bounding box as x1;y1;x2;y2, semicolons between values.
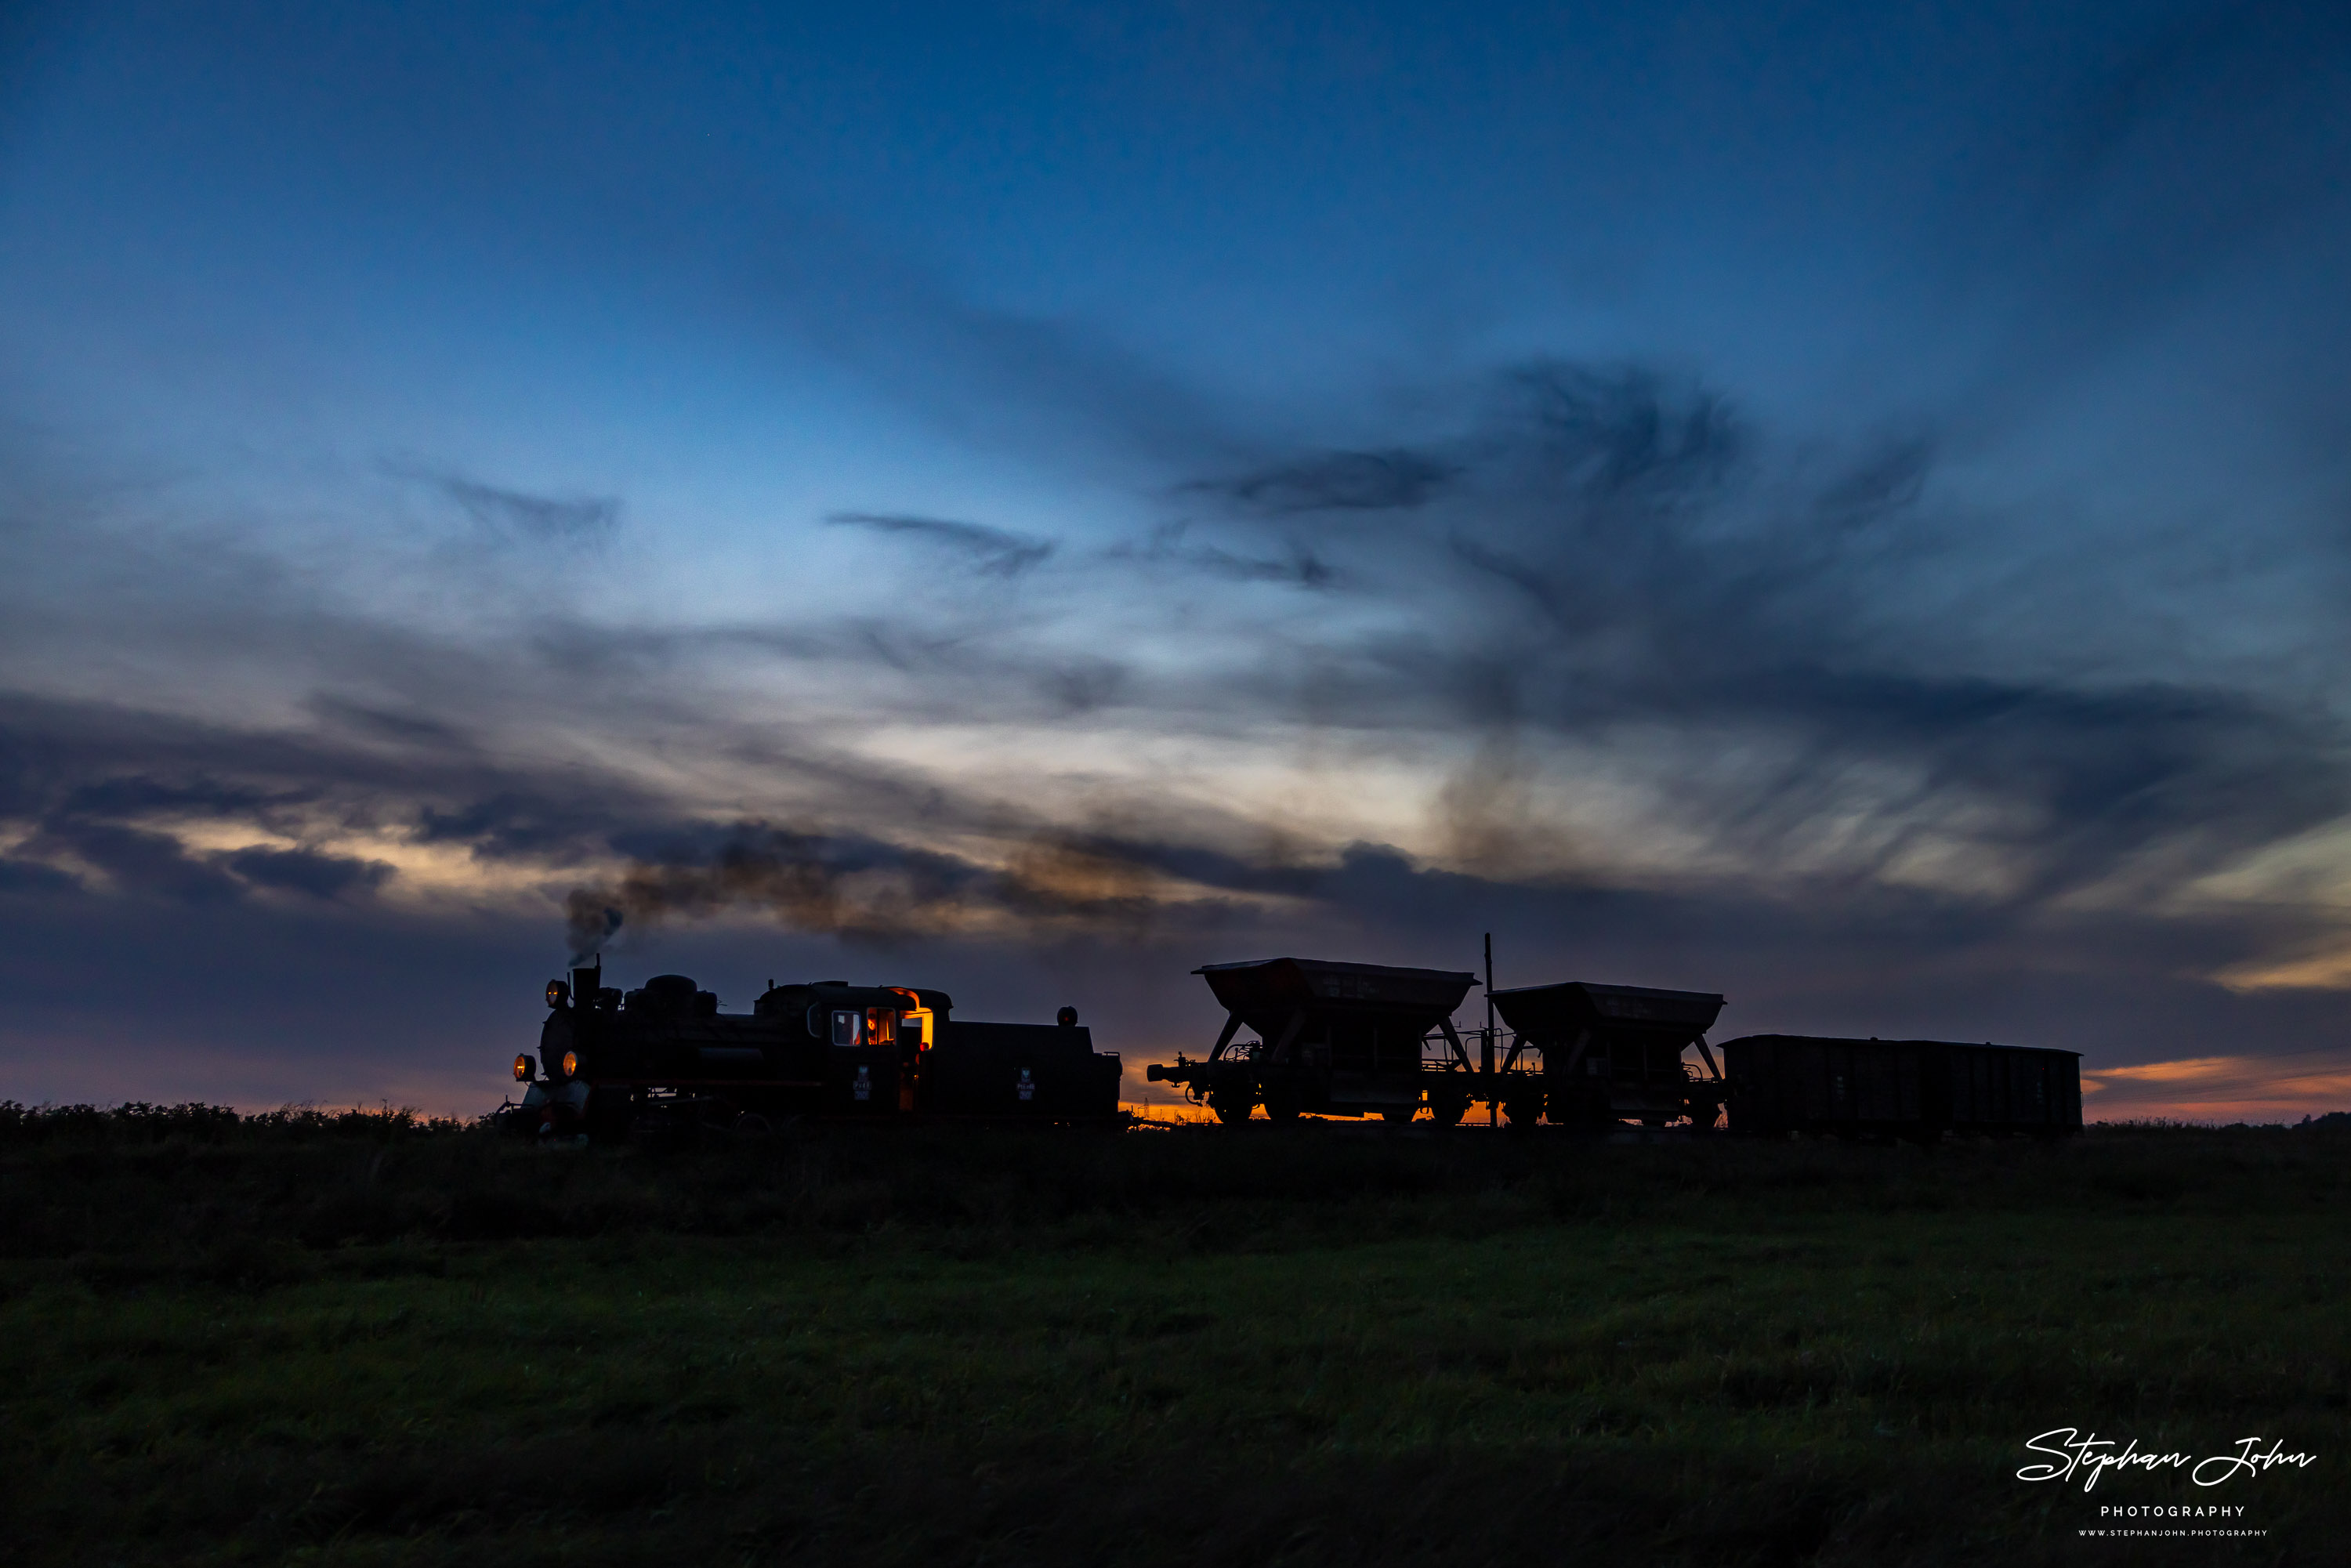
506;952;2081;1141
503;961;1125;1139
1147;956;2082;1138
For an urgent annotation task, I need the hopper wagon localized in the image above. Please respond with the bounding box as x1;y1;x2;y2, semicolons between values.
505;961;1123;1139
1147;958;1482;1123
1487;981;1729;1128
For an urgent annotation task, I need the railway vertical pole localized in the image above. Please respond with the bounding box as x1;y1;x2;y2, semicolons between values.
1483;931;1497;1126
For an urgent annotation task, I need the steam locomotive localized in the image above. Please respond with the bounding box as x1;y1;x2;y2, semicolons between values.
504;961;1125;1139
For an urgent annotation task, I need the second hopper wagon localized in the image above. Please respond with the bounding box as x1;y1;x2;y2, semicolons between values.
1488;980;1728;1128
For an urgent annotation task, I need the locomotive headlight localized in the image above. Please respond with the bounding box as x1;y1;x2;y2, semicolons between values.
546;979;571;1009
513;1052;534;1081
561;1049;580;1078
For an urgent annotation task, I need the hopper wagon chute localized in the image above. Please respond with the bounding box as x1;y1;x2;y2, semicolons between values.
1146;957;1480;1123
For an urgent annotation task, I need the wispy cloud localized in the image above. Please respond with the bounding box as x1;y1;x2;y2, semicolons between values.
384;460;621;542
826;511;1056;576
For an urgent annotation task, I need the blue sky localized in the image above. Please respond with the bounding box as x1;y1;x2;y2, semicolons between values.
5;2;2350;1118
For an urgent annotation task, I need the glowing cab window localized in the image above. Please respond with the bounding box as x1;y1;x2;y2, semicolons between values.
864;1008;896;1045
886;988;933;1052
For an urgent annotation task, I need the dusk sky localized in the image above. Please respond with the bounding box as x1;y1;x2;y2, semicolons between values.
5;1;2351;1121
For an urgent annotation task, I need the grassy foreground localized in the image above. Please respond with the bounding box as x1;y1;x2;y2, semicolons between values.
0;1108;2345;1565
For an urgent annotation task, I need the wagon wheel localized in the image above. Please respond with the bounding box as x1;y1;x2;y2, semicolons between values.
1260;1089;1303;1124
1380;1103;1418;1124
1426;1083;1470;1128
1208;1085;1254;1124
1502;1095;1541;1129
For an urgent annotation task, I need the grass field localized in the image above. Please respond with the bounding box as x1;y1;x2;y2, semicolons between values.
1;1107;2343;1565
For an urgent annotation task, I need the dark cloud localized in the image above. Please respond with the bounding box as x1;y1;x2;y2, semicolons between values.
0;647;2343;1110
0;691;645;913
58;774;309;823
27;820;246;904
1490;362;1744;502
0;859;81;897
826;511;1056;576
415;791;636;864
221;846;393;900
1200;447;1459;513
1165;357;2351;915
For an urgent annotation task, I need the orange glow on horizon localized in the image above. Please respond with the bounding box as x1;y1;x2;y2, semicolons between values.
2081;1048;2351;1124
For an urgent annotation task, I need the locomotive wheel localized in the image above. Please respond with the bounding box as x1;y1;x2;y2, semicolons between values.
1208;1085;1254;1124
583;1087;635;1143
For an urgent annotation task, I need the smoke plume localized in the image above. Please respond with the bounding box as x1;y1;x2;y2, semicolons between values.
560;822;1174;958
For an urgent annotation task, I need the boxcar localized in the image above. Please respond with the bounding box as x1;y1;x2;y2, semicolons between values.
1719;1034;2082;1138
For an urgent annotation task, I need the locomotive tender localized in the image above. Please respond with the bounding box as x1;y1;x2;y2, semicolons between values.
507;961;1123;1138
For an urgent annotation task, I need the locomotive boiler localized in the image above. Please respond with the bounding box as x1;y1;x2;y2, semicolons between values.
506;961;1124;1139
